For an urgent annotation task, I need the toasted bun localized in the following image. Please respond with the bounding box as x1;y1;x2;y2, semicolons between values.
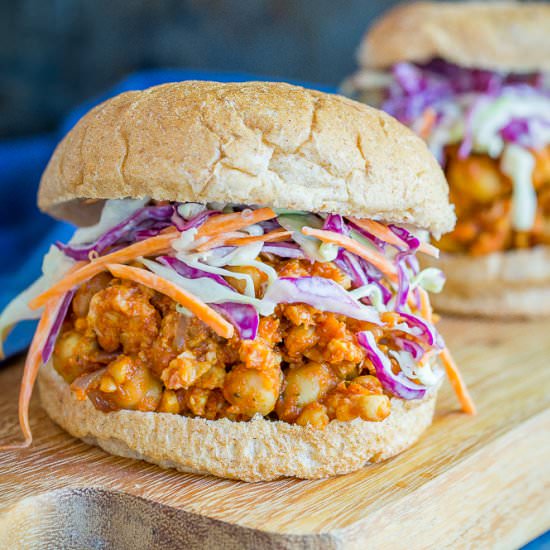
360;2;550;73
38;361;437;482
424;246;550;318
38;81;454;236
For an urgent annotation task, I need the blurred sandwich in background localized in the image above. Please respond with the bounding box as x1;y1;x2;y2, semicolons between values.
343;1;550;318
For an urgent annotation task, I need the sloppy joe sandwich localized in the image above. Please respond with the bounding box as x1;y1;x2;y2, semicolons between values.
343;2;550;317
0;81;473;481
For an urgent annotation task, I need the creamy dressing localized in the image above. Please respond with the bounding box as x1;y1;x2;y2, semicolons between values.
278;214;339;262
178;258;256;297
500;144;537;231
411;267;446;293
472;94;550;156
141;258;274;315
420;90;549;233
349;284;387;311
388;349;440;387
70;198;149;245
0;245;76;356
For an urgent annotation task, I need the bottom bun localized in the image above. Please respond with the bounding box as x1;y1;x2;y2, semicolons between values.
425;246;550;319
38;362;437;482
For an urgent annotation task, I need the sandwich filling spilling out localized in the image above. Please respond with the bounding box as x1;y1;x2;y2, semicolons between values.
346;59;550;255
0;199;474;446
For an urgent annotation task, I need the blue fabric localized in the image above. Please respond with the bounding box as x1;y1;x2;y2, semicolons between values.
523;532;550;550
0;69;335;360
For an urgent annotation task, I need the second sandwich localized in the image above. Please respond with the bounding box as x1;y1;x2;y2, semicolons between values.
344;1;550;317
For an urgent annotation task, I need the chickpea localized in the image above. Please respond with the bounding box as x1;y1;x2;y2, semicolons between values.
276;362;337;423
195;365;226;390
223;365;281;417
185;387;210;417
53;330;103;383
157;390;180;414
324;382;390;422
225;265;267;296
285;325;319;358
108;354;133;384
355;394;391;421
533;146;550;189
93;356;162;411
296;402;329;430
447;154;508;204
99;375;117;393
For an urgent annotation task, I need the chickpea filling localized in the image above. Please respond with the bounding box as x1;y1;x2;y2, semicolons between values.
53;259;398;430
437;145;550;255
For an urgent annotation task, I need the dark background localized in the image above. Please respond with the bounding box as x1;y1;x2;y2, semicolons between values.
0;0;415;138
0;0;545;139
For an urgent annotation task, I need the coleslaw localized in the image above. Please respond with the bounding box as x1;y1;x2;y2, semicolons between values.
0;199;475;447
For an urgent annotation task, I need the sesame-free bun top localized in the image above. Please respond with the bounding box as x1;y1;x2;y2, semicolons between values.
38;81;454;235
359;2;550;73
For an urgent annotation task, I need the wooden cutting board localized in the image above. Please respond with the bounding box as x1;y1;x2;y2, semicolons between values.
0;318;549;549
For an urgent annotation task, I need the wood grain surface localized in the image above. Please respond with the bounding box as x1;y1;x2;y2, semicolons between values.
0;318;549;549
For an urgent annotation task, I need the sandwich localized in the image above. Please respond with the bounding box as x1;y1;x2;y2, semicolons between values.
0;81;474;481
343;1;550;317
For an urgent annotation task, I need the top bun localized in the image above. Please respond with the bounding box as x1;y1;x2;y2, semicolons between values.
38;81;454;235
359;2;550;73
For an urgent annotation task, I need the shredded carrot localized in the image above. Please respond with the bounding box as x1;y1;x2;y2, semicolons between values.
225;229;293;247
105;263;234;339
415;288;476;415
439;347;477;415
197;207;276;238
197;229;293;251
29;230;178;310
348;217;439;258
418;288;432;322
418;107;437;140
418;241;440;258
0;296;63;449
380;311;402;326
301;226;398;281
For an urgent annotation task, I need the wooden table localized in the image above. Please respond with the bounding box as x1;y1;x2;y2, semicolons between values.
1;318;549;549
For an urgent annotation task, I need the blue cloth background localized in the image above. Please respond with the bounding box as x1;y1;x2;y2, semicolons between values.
0;69;335;360
0;69;547;550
